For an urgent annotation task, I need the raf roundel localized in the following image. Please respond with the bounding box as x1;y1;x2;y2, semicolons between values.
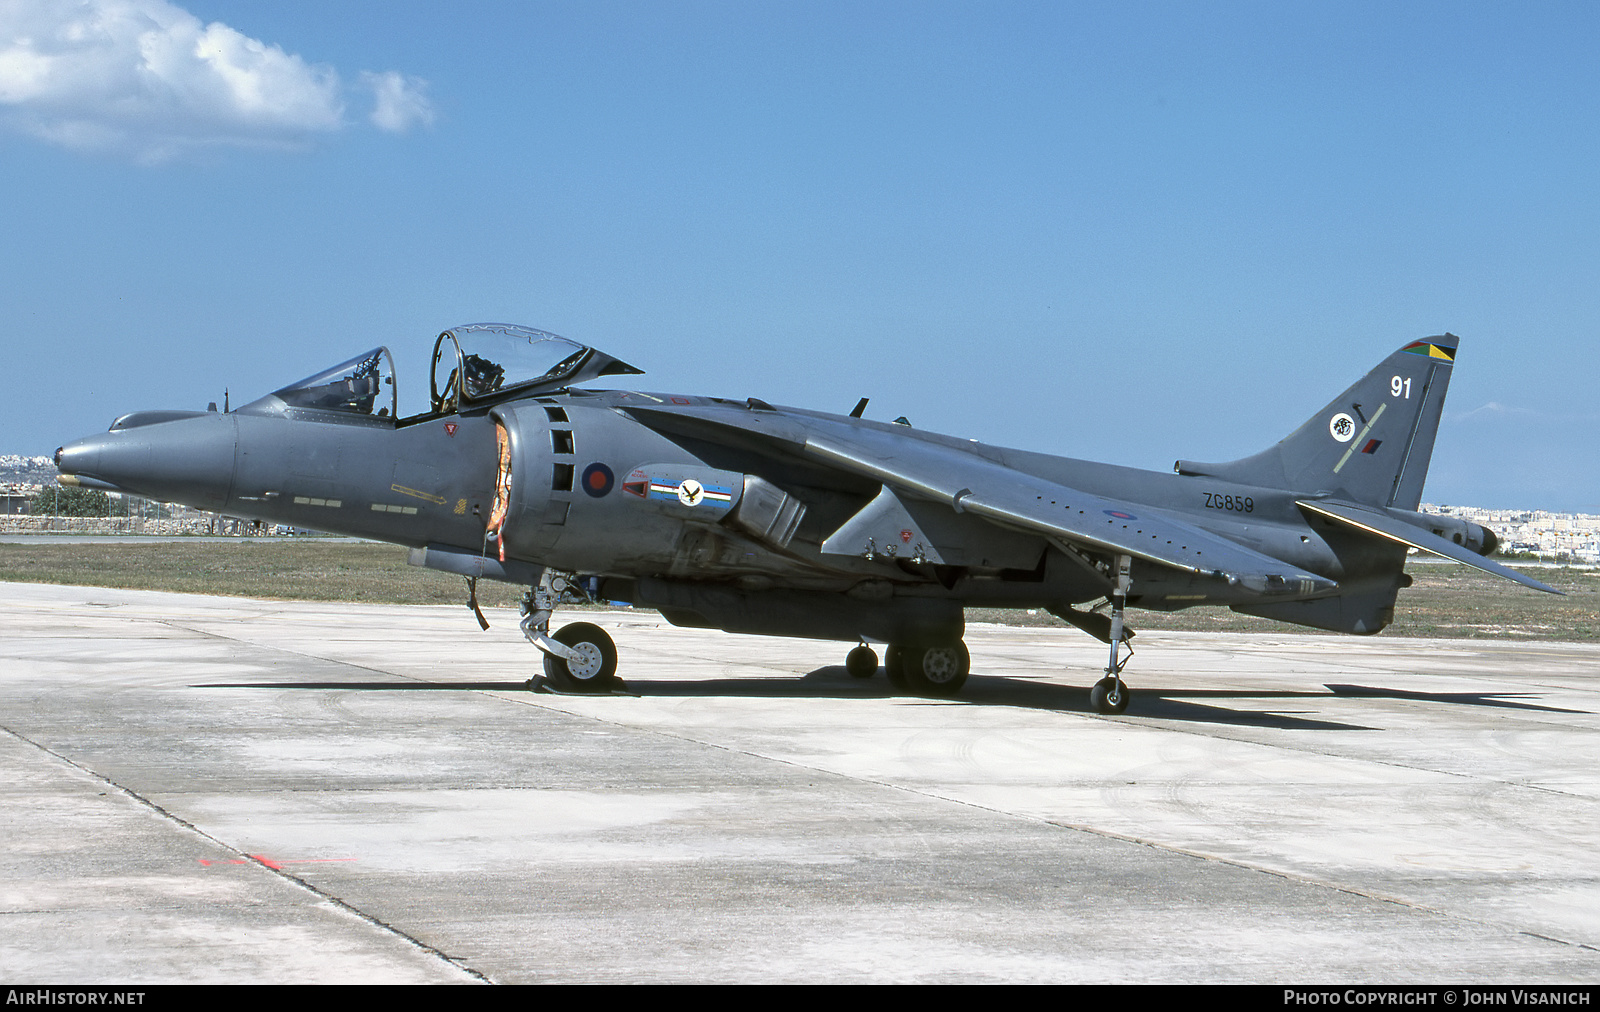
580;462;614;498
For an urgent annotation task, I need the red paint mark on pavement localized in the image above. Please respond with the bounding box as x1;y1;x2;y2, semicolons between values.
198;855;358;868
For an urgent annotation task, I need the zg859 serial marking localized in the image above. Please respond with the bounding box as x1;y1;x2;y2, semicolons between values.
1203;492;1253;513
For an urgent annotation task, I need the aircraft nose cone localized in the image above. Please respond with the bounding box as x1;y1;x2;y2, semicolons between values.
56;414;237;508
54;439;102;482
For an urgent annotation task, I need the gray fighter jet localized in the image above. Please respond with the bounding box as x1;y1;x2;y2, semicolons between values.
54;326;1557;713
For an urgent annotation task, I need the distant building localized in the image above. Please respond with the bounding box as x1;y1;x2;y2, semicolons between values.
1;482;42;515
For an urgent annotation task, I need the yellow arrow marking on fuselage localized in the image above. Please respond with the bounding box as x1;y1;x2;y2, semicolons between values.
391;484;447;505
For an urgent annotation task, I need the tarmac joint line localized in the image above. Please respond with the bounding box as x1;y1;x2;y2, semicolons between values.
0;721;494;984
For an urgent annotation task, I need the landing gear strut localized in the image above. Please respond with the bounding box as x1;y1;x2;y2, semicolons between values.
521;569;617;693
1090;554;1134;715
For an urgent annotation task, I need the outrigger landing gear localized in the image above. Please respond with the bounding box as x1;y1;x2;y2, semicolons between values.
520;570;617;693
1090;554;1134;715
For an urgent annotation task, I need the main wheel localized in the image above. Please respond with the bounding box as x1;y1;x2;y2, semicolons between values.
1089;676;1128;714
542;622;618;693
846;645;878;679
903;641;970;697
884;644;908;690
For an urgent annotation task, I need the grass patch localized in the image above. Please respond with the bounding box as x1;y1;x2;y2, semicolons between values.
0;540;526;609
971;563;1598;640
2;541;1593;640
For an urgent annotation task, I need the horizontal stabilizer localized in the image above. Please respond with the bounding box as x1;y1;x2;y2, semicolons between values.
1298;499;1562;595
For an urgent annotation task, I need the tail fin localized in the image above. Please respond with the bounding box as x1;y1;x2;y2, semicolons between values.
1175;335;1457;509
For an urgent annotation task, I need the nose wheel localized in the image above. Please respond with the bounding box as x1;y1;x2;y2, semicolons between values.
521;570;619;693
542;621;618;692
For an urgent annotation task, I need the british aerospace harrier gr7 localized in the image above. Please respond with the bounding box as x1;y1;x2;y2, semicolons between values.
55;326;1556;713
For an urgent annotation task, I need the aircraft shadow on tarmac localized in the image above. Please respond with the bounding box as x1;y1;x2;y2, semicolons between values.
1321;683;1585;713
197;666;1586;731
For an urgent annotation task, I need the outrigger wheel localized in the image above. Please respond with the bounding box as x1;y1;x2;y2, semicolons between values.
542;621;618;693
1089;676;1128;715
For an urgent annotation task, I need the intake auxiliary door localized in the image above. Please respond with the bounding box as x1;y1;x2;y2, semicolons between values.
489;403;569;558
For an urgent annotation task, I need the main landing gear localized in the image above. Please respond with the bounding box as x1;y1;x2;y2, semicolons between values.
521;570;618;693
515;562;1131;711
855;639;971;697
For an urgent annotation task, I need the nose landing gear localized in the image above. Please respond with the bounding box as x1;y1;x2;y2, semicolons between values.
521;569;618;692
542;621;618;692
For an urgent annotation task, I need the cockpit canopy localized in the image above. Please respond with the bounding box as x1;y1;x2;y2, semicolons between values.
270;348;397;418
430;323;643;412
241;324;643;421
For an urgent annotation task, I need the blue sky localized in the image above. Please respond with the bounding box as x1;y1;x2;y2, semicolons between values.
4;1;1597;510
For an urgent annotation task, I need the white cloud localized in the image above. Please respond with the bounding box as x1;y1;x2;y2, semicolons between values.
362;70;433;133
1448;402;1600;425
0;0;433;161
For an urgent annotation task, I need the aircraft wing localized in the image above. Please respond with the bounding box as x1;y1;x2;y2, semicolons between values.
1298;499;1563;595
623;403;1336;594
